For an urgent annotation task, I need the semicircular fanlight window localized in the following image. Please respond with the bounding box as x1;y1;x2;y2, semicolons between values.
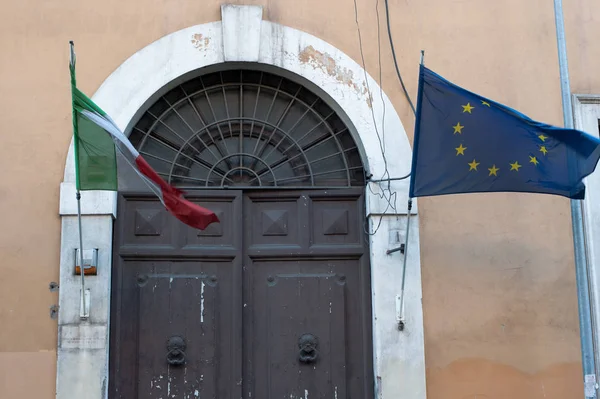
128;69;365;188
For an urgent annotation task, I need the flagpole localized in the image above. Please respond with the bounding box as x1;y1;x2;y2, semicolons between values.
553;2;597;397
76;193;87;319
395;198;412;330
70;41;88;320
393;50;424;330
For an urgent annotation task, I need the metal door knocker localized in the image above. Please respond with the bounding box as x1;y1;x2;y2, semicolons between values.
298;333;319;364
166;335;186;366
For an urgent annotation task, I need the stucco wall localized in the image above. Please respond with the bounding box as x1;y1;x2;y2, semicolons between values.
1;0;599;397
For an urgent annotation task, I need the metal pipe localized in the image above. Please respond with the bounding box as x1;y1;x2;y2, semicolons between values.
553;1;597;396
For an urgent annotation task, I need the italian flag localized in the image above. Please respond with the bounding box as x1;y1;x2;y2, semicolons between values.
69;53;219;230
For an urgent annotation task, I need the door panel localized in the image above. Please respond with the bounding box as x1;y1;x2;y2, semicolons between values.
134;261;228;399
243;191;310;257
109;191;243;399
251;261;350;399
117;192;242;258
110;189;372;399
310;196;362;246
243;189;373;399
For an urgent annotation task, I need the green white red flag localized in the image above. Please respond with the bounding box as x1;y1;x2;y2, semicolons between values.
69;51;219;230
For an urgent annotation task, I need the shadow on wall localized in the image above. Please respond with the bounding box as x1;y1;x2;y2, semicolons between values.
426;358;583;399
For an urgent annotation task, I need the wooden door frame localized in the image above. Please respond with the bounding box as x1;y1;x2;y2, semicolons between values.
56;8;426;399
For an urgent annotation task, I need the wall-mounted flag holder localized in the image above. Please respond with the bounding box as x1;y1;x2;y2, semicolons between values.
74;248;98;276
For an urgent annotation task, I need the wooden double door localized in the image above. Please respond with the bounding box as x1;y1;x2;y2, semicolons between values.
109;189;374;399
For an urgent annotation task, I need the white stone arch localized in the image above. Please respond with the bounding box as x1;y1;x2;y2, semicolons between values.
57;5;425;399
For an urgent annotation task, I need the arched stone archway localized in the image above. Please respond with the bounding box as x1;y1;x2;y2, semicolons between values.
57;5;425;399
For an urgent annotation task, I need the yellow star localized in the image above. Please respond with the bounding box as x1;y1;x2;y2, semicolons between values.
539;145;548;155
538;134;548;142
455;144;467;155
453;122;464;134
529;155;539;166
481;100;491;107
510;161;522;171
488;164;499;176
468;159;480;171
462;103;475;113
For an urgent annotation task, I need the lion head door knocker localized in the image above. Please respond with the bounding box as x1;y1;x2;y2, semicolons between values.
166;335;187;366
297;333;319;364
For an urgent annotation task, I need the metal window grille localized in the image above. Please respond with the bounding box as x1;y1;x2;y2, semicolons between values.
129;69;365;189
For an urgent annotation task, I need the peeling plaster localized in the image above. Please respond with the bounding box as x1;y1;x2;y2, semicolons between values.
191;34;210;51
362;81;373;108
298;45;373;108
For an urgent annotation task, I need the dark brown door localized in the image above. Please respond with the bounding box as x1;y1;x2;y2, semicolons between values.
109;189;373;399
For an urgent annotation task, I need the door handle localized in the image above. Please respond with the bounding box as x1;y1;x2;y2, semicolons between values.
298;333;319;364
166;335;187;366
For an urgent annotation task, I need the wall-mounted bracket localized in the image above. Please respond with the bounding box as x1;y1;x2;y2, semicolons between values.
74;248;98;276
386;244;405;255
80;288;90;319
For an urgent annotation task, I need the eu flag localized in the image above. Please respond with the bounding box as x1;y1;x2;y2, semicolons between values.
409;65;600;199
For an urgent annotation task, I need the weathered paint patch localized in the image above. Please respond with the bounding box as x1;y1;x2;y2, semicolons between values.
200;281;205;323
191;34;211;51
298;45;373;108
362;81;373;109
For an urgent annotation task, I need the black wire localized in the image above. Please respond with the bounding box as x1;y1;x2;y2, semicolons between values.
384;0;416;115
372;0;398;214
368;172;411;183
375;0;387;159
354;0;386;179
354;0;399;236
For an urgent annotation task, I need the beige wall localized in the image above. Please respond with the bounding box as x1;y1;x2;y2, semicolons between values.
1;0;599;397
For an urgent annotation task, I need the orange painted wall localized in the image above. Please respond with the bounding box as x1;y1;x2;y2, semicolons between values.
1;0;599;397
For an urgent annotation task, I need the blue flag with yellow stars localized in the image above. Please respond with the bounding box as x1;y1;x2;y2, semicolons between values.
409;65;600;199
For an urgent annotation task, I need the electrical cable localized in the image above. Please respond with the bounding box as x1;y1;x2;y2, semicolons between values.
354;0;399;236
383;0;416;115
368;172;411;183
